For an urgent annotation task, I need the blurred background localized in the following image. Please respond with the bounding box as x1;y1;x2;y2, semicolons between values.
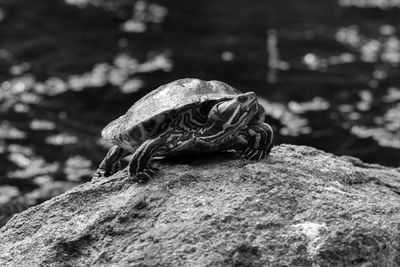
1;0;399;226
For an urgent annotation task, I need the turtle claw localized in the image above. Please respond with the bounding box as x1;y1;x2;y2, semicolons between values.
145;166;160;176
129;167;160;183
92;169;105;181
239;122;273;161
242;148;267;161
94;145;128;181
135;172;152;183
110;161;121;175
92;164;121;181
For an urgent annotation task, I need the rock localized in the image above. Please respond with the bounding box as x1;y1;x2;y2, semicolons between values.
0;144;400;266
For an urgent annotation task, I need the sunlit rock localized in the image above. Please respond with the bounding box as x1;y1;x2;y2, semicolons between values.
292;222;328;255
1;145;400;266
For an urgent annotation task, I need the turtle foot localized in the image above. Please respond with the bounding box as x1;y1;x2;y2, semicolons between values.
92;164;122;181
129;167;160;183
242;147;270;161
92;169;105;181
110;161;121;175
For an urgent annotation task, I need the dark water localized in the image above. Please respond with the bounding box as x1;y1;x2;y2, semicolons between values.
1;0;400;224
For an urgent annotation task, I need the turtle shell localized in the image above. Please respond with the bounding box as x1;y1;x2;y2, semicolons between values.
102;78;242;146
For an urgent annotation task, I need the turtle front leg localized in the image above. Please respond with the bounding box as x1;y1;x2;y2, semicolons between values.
93;145;129;180
239;122;274;160
128;138;166;183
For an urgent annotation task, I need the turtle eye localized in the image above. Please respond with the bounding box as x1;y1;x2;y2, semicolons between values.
237;95;247;103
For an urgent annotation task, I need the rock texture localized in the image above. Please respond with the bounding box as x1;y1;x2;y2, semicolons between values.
1;144;400;266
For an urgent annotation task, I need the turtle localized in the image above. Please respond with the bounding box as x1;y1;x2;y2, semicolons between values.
93;78;274;182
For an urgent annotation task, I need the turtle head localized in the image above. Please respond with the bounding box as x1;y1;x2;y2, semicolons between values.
202;92;258;140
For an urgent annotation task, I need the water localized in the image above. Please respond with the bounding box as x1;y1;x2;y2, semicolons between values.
0;0;399;225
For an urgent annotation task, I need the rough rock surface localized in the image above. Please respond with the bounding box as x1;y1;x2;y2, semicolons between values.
1;144;400;266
